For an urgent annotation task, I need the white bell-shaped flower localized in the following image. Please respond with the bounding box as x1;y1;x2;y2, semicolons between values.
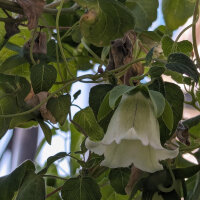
86;92;179;173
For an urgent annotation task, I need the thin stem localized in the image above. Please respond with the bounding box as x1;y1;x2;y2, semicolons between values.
56;0;74;78
192;0;200;64
30;27;37;65
46;186;63;199
45;0;69;8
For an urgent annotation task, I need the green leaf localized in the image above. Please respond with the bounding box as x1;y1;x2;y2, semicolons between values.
162;100;174;131
38;121;52;145
162;0;195;30
101;184;128;200
89;84;114;116
126;0;158;31
16;172;45;200
78;0;135;46
165;82;184;133
97;91;112;122
70;124;84;175
0;96;18;138
148;90;165;117
109;168;131;195
109;85;136;109
30;64;57;94
166;53;199;82
148;66;165;78
0;54;27;73
73;90;81;100
47;94;71;126
182;115;200;129
162;36;193;57
0;160;35;200
38;152;67;174
146;48;154;65
61;176;101;200
174;165;200;179
73;107;104;141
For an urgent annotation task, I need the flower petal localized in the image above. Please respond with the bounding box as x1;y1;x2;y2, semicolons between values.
101;140;178;173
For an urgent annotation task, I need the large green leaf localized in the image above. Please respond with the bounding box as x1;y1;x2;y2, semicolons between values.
0;160;35;200
108;168;131;195
89;84;114;116
101;184;128;200
77;0;135;46
61;176;101;200
47;94;71;126
16;172;45;200
162;0;195;30
126;0;158;31
73;107;104;141
0;96;18;138
162;36;193;57
30;64;57;94
165;82;184;133
166;53;199;82
0;54;28;73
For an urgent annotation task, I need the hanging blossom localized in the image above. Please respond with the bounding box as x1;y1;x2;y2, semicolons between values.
86;92;179;173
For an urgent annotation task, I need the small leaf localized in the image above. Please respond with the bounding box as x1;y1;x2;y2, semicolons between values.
109;168;131;195
61;176;101;200
30;64;57;94
148;90;165;117
162;100;174;131
47;94;71;126
73;90;81;100
0;160;35;200
162;0;195;30
38;121;52;145
38;152;67;174
16;172;45;200
97;92;112;122
146;47;154;65
73;107;104;141
166;53;199;82
148;66;165;78
109;85;136;109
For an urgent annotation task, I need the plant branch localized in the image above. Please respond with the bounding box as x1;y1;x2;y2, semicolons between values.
45;186;63;199
56;0;74;78
0;0;79;15
0;57;145;118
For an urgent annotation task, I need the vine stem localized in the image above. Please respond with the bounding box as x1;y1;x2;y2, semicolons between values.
192;0;200;64
45;186;63;199
0;57;145;118
30;27;37;65
56;0;74;78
